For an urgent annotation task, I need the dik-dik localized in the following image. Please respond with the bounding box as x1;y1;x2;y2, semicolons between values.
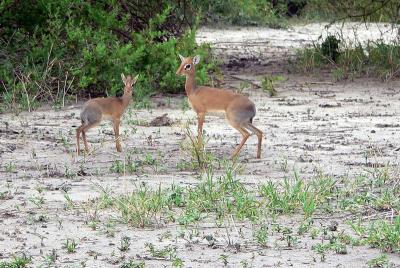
176;55;263;159
76;74;138;155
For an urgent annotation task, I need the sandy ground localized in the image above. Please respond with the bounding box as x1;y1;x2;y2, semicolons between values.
196;23;400;63
1;23;400;267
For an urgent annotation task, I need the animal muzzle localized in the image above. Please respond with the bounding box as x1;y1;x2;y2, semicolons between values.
176;66;184;75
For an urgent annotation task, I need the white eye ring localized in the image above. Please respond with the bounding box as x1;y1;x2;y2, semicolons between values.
184;64;191;70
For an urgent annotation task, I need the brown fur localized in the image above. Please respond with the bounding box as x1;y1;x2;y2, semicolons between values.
76;73;138;155
176;55;263;159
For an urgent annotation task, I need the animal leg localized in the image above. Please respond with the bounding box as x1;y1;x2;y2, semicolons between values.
231;126;251;159
82;129;89;154
76;125;83;156
113;119;122;152
81;123;97;154
197;112;205;148
245;123;263;159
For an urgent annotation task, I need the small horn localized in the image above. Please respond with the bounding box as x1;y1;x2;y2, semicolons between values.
121;73;126;82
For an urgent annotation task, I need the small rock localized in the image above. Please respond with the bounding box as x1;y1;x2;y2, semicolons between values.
319;102;341;108
149;113;173;127
328;221;338;231
203;235;216;247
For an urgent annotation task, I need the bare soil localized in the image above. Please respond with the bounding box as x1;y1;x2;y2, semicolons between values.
1;23;400;267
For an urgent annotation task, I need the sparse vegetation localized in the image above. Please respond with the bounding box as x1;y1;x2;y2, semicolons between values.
77;159;399;263
120;260;145;268
145;243;177;260
296;36;400;81
253;225;269;247
0;255;31;268
367;254;390;268
116;183;171;227
63;239;78;254
118;236;131;252
350;217;400;253
261;75;285;97
180;125;216;171
259;175;336;217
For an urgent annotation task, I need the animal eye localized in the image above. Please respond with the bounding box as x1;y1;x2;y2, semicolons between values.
184;64;191;70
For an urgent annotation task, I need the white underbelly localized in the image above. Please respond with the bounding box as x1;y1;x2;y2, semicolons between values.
207;110;226;118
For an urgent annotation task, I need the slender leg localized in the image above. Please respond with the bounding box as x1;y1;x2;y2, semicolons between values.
197;113;205;148
76;126;82;156
245;123;263;159
82;129;89;154
80;120;100;155
113;119;122;152
231;126;251;159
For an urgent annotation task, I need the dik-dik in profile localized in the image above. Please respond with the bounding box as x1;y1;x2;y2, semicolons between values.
176;55;263;159
76;74;138;155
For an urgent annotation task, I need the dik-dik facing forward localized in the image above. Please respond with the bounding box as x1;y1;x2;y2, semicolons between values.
76;74;138;155
176;55;263;159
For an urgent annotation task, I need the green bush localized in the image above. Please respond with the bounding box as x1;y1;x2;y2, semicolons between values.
351;216;400;253
0;0;217;112
299;0;400;23
367;42;400;79
295;35;400;81
366;216;400;253
321;35;340;62
189;0;286;27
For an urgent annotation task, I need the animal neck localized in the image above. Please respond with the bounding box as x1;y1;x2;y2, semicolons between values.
121;92;132;109
184;72;196;96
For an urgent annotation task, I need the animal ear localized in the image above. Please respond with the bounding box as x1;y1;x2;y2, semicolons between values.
133;74;139;84
121;73;127;84
178;54;185;62
193;55;201;65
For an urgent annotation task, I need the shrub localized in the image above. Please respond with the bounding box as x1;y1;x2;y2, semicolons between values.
295;35;400;81
193;0;284;27
321;35;340;62
351;216;400;253
0;1;217;112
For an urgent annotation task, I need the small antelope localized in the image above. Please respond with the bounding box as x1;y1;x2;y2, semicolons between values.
176;55;263;159
76;74;138;155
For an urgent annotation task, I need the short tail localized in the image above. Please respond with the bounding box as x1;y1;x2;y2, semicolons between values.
250;103;256;124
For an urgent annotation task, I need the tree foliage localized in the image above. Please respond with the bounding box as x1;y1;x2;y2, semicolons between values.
304;0;400;23
0;0;215;111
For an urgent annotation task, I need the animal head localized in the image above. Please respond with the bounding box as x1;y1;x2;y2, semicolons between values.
176;54;200;76
121;73;139;94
